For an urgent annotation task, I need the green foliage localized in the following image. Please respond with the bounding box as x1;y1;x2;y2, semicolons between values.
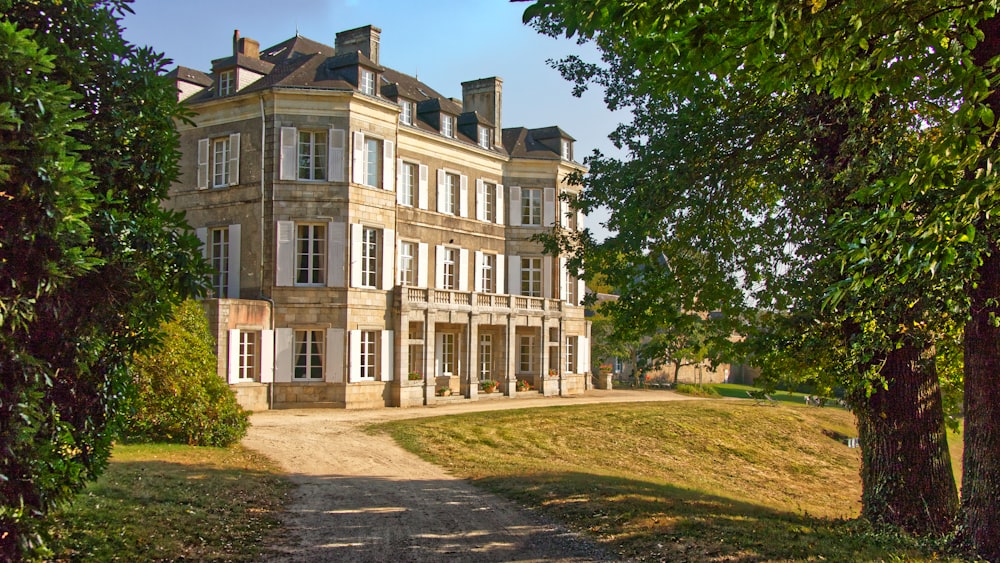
123;300;249;447
0;1;207;558
673;383;721;398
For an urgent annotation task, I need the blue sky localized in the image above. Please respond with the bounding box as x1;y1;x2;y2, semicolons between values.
120;0;623;237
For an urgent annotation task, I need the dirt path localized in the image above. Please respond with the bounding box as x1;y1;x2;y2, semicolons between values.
243;389;688;562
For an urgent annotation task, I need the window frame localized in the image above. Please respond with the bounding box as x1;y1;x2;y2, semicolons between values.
518;335;534;374
566;336;577;374
360;69;376;95
521;187;542;226
441;114;455;138
478;126;491;148
442;247;457;290
295;223;326;286
400;161;416;207
363;136;381;187
441;333;456;375
360;227;379;289
297;130;328;181
238;331;258;381
399;241;415;286
521;257;542;298
443;172;458;215
360;330;377;379
212;137;231;188
479;333;493;380
294;329;324;380
481;253;495;294
209;227;230;297
399;100;414;125
217;69;234;96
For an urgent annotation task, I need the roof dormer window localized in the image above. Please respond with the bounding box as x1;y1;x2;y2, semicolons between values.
218;70;234;96
561;139;572;160
360;69;376;95
478;126;491;149
441;114;455;138
399;99;413;125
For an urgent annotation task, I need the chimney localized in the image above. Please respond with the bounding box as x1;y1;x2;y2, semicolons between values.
335;25;382;65
237;37;260;59
233;29;240;56
462;77;503;145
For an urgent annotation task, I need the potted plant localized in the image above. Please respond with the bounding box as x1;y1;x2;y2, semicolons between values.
548;369;557;377
480;379;498;393
516;379;532;392
408;371;422;381
436;386;450;396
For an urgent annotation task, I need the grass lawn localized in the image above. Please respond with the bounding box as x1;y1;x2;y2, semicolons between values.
46;444;290;562
377;400;965;562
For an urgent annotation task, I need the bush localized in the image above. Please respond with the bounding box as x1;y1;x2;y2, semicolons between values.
674;384;721;398
123;300;249;447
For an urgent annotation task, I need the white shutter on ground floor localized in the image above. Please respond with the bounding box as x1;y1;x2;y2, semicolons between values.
578;335;590;374
227;329;240;384
348;330;362;382
195;227;208;259
274;328;293;382
260;330;274;383
381;330;394;381
327;328;345;383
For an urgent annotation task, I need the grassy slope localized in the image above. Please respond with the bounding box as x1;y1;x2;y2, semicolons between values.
46;444;290;562
379;400;964;562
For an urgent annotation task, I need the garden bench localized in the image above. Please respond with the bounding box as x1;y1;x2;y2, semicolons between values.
747;390;776;406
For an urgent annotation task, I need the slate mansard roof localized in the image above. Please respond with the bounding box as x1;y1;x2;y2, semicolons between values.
173;28;576;161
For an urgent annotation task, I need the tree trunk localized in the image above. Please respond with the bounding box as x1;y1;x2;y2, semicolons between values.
962;245;1000;560
852;340;958;535
673;361;681;385
960;17;1000;560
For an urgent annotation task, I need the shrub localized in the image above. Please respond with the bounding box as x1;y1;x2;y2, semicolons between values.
674;384;721;398
123;300;249;447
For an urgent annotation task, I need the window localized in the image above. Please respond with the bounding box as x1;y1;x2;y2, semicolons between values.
479;334;492;380
360;331;377;379
363;137;381;187
443;172;458;215
567;274;579;305
360;69;376;95
442;247;456;290
294;329;324;380
399;100;414;125
441;333;456;375
441;114;455;138
213;137;231;187
480;253;495;293
296;224;326;285
521;188;542;226
239;331;257;381
400;162;415;206
482;183;495;222
521;257;542;297
399;241;415;286
361;227;379;288
519;335;534;373
478;127;491;149
562;139;572;160
298;131;327;180
217;70;234;96
209;227;230;297
566;337;577;373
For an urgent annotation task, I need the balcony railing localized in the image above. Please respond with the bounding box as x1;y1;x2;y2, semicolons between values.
402;287;561;313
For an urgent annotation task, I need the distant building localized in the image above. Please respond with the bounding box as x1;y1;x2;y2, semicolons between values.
166;26;591;409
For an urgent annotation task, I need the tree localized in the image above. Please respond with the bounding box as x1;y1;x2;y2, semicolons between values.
123;300;249;447
524;0;966;540
0;1;205;558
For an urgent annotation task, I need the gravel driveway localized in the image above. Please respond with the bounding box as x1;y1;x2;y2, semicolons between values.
243;389;686;562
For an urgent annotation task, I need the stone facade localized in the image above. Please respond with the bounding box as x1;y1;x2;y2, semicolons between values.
167;26;591;409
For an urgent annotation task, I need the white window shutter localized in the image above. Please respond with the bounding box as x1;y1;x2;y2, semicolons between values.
228;133;240;186
350;223;363;288
560;200;570;228
329;128;345;182
383;140;395;191
196;138;210;189
260;330;274;383
382;228;395;290
327;328;345;383
475;179;486;221
509;186;521;226
195;227;208;259
577;278;586;306
474;251;484;292
436;169;446;213
227;329;240;384
559;257;568;301
279;127;297;181
328;221;346;287
508;255;521;296
496;184;505;225
352;131;365;185
275;221;295;286
543;255;553;299
381;330;394;381
496;254;505;294
435;332;444;376
396;158;405;204
459;175;469;217
417;242;429;287
458;248;469;292
348;330;362;382
579;335;590;374
418;164;429;209
435;245;445;289
544;188;556;226
274;328;293;383
228;224;241;298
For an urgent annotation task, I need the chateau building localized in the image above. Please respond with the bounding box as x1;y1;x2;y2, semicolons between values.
166;25;593;409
